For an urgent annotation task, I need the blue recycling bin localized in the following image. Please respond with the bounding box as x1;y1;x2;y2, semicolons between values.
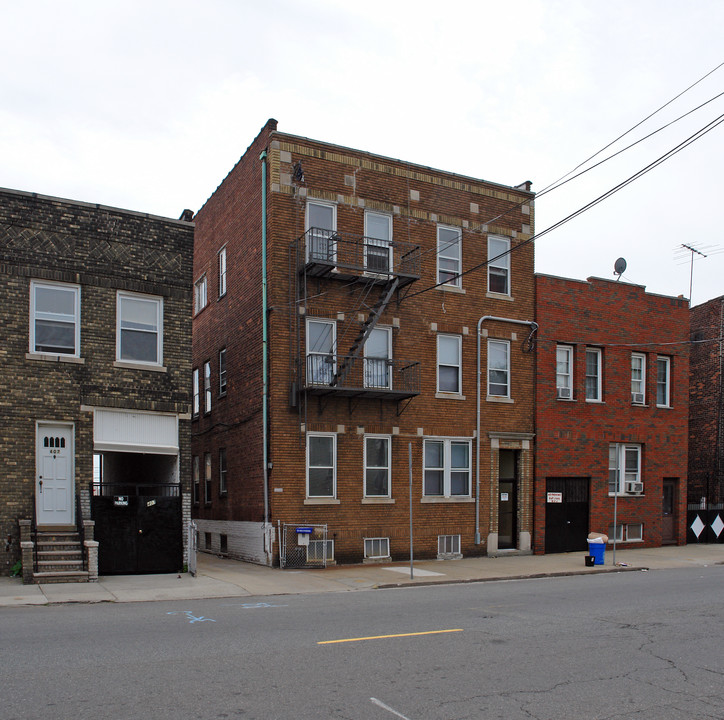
588;541;605;565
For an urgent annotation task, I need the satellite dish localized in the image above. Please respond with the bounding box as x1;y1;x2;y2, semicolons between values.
614;257;627;279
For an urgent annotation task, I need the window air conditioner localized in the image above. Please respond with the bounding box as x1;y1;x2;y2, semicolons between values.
625;481;644;494
632;392;644;404
557;387;571;399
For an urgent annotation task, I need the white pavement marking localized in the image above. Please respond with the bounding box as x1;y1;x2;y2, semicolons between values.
381;567;444;577
370;697;411;719
221;602;288;608
167;611;215;623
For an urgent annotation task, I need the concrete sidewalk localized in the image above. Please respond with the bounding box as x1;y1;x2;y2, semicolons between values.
1;544;722;607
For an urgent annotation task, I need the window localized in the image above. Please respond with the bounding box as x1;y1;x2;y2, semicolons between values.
608;443;642;495
204;453;212;504
556;345;573;399
423;438;471;497
117;292;162;365
488;236;510;295
194;274;207;314
607;523;643;542
585;348;602;401
30;281;80;356
192;456;199;505
219;348;227;395
437;334;461;393
364;537;390;559
364;211;392;273
218;247;227;298
219;448;227;496
308;539;334;562
364;435;391;497
656;356;670;407
307;433;336;498
219;534;228;554
203;361;212;414
364;327;391;389
192;368;200;417
306;201;336;262
438;534;461;556
488;340;510;398
437;226;461;287
306;319;336;385
631;353;646;404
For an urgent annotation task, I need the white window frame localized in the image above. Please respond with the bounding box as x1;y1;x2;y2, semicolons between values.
631;353;646;404
308;539;335;562
656;356;670;407
487;235;511;295
437;225;462;288
30;280;81;357
364;327;392;389
219;348;227;396
192;368;200;417
423;438;472;497
608;443;642;495
487;339;510;398
218;247;227;298
194;274;207;314
116;291;163;366
438;534;461;556
306;318;336;386
364;435;391;498
556;345;573;399
364;211;393;274
203;361;212;414
364;537;390;559
219;448;227;496
585;347;602;402
305;201;337;264
306;433;336;498
437;334;462;394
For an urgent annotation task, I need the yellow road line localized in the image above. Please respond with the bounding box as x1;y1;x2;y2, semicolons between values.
318;628;463;645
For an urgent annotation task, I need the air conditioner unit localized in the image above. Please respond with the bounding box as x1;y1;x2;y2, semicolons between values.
632;392;644;404
625;481;644;494
557;387;571;399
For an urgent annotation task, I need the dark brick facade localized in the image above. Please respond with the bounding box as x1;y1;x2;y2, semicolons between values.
534;274;689;553
192;121;537;564
0;188;193;575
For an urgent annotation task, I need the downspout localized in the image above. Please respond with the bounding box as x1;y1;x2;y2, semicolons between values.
476;316;538;544
260;150;270;561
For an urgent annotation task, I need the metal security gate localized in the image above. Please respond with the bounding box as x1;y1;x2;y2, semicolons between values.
91;483;183;574
545;478;590;553
687;502;724;544
279;522;329;568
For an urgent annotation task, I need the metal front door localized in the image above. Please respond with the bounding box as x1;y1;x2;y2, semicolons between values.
498;449;517;549
662;479;676;544
545;478;590;553
36;424;74;526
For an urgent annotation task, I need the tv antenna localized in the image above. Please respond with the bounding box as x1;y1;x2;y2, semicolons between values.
613;257;626;281
674;242;722;300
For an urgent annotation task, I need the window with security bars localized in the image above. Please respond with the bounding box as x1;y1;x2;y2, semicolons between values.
438;534;461;555
307;539;334;562
364;537;390;559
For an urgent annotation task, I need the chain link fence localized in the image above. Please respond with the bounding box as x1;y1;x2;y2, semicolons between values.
279;522;330;568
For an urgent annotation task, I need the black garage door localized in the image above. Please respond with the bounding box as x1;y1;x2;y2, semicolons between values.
545;478;590;553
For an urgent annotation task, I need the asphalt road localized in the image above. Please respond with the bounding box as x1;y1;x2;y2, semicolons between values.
2;566;723;719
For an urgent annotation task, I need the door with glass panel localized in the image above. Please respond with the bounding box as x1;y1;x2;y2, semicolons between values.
306;319;336;386
364;327;391;389
307;202;336;263
364;212;392;273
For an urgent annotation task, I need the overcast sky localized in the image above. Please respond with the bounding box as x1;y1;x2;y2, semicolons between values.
2;0;723;306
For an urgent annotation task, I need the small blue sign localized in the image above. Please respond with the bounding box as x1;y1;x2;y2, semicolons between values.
296;527;313;534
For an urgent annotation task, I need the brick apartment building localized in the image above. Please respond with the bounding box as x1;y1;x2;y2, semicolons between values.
534;275;689;554
0;188;194;580
192;119;537;566
688;296;724;544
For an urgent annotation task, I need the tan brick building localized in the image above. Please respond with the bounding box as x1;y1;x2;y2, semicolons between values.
192;120;536;565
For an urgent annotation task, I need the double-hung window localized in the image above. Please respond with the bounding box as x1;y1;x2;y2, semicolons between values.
204;452;212;504
423;438;471;497
218;247;227;298
437;226;461;287
194;275;207;314
631;353;646;404
556;345;573;399
306;201;336;263
117;292;162;365
219;348;227;395
306;319;336;385
192;368;200;417
364;211;392;274
307;433;336;498
608;443;642;495
585;348;602;401
364;435;391;497
656;356;670;407
437;334;461;393
192;456;200;504
203;361;212;414
488;340;510;398
219;448;227;496
364;327;391;389
488;236;511;295
30;280;81;356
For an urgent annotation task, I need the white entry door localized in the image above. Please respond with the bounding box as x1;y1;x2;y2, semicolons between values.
36;424;74;526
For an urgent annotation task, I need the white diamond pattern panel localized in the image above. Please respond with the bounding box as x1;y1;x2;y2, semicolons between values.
690;515;705;538
711;514;724;538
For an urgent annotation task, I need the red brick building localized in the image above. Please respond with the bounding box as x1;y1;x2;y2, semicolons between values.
534;275;689;554
192;120;537;565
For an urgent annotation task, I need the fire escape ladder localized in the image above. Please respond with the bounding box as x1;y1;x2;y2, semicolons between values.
331;277;399;387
